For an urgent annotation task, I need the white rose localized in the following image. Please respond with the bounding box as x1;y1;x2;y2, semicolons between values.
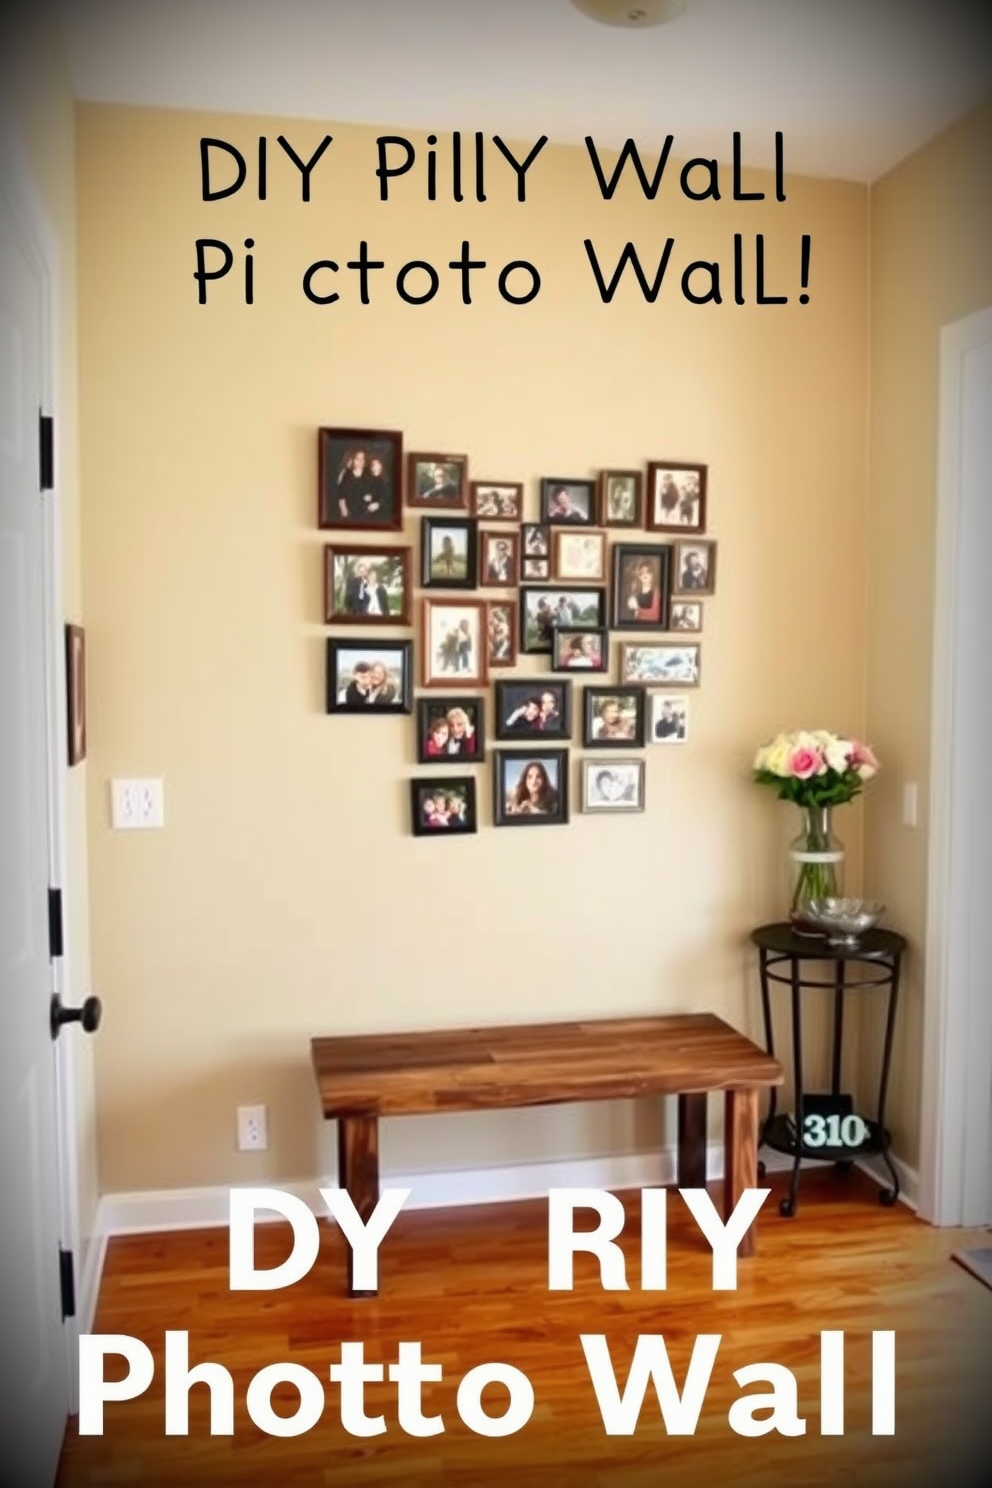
825;737;853;773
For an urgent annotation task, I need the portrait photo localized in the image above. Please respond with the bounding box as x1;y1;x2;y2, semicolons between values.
406;452;468;509
650;693;689;743
318;426;402;531
471;481;523;521
583;688;645;748
65;624;86;766
324;545;411;625
494;680;572;741
674;540;717;596
621;642;701;687
421;517;478;589
581;759;645;813
522;523;550;558
480;530;520;588
416;697;485;763
494;750;569;826
669;600;703;633
598;469;643;528
551;627;608;672
523;556;550;581
553;529;607;583
422;599;488;687
611;544;672;630
486;600;517;668
647;461;708;534
540;479;596;525
410;777;477;837
325;639;413;713
520;586;606;654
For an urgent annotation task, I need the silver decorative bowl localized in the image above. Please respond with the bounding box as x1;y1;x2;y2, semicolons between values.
804;897;885;945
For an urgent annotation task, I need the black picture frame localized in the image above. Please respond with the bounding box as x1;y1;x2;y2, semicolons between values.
410;777;478;836
325;638;413;713
415;696;486;763
541;478;597;526
582;686;646;748
550;626;609;674
646;460;707;534
610;543;672;631
318;426;403;531
494;679;572;741
493;749;570;826
421;516;478;590
519;586;607;654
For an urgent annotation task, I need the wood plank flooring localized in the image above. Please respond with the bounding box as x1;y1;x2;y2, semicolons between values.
58;1171;991;1488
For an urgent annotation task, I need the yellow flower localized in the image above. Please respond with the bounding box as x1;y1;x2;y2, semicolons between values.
762;734;793;777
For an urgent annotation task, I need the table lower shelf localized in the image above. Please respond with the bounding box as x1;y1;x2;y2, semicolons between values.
761;1112;890;1163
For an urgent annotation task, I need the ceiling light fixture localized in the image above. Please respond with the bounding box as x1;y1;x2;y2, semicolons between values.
568;0;690;27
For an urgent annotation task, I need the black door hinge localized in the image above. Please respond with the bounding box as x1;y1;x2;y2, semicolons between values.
39;413;54;491
59;1247;76;1321
48;887;64;960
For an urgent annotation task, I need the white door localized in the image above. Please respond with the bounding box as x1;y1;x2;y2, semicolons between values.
920;305;992;1228
0;179;70;1483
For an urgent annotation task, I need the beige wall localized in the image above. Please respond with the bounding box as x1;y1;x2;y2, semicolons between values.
0;14;99;1254
76;103;870;1194
863;97;992;1169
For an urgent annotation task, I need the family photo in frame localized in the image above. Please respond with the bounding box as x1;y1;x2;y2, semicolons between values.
647;461;707;534
324;545;411;624
410;777;478;836
326;639;413;712
318;427;403;531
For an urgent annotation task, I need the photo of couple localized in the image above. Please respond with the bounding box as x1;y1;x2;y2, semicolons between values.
423;600;487;686
521;587;605;652
326;547;409;624
648;462;707;533
553;629;606;671
417;699;483;761
319;427;402;531
326;641;412;713
495;681;570;740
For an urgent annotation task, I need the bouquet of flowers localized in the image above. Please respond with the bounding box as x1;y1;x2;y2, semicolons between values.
753;730;879;806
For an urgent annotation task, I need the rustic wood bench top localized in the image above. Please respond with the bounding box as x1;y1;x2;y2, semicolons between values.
310;1012;783;1118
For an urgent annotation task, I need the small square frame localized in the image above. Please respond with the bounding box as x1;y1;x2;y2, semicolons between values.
406;452;469;510
581;758;646;813
410;777;478;836
583;686;646;748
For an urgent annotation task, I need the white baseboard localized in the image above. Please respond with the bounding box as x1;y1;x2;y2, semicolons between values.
77;1227;108;1335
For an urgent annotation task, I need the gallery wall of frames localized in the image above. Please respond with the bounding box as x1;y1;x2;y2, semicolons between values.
319;426;715;837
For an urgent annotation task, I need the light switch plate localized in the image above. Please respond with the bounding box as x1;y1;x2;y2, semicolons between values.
110;778;165;830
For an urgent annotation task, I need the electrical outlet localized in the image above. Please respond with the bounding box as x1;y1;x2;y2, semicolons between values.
237;1104;268;1152
110;778;165;830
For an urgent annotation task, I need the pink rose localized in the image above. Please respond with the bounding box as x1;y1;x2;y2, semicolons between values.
789;746;825;779
850;741;879;778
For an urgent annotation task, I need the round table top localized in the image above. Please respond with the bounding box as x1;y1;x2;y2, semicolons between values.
751;921;907;959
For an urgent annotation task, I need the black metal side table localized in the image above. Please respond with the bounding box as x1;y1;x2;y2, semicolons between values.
751;921;906;1218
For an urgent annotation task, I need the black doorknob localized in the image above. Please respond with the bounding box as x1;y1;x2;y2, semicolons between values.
50;993;102;1040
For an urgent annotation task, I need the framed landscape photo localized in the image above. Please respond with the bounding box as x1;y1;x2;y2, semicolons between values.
411;777;478;837
324;544;411;624
650;693;689;743
416;696;485;763
494;749;569;826
494;679;572;741
552;529;607;583
486;599;518;668
611;543;672;630
598;469;643;528
551;626;608;673
318;427;403;531
581;758;645;814
519;586;606;654
620;642;700;687
668;600;703;633
647;461;707;534
65;624;86;766
421;517;478;589
583;687;645;748
541;478;596;526
422;598;488;687
673;540;717;596
480;529;520;588
406;452;468;509
471;481;523;521
326;639;413;713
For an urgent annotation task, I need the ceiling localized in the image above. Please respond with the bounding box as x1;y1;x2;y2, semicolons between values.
58;0;992;182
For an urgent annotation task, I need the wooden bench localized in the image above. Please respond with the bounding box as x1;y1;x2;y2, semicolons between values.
310;1011;783;1294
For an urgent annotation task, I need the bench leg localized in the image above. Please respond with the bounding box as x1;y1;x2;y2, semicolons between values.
337;1115;380;1297
677;1093;708;1188
724;1087;759;1257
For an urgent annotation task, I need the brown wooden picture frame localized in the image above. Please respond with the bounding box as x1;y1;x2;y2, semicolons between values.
673;539;717;597
323;544;412;625
318;426;403;531
552;528;607;583
406;452;469;510
480;529;520;588
421;598;489;688
486;599;518;669
470;481;523;521
646;460;708;534
65;624;86;766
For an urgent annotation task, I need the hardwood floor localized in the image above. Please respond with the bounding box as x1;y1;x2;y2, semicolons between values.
59;1171;991;1487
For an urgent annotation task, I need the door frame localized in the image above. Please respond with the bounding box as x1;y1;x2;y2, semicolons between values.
0;89;83;1406
918;305;992;1227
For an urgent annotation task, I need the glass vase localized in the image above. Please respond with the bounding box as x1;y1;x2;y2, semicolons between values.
789;805;844;934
